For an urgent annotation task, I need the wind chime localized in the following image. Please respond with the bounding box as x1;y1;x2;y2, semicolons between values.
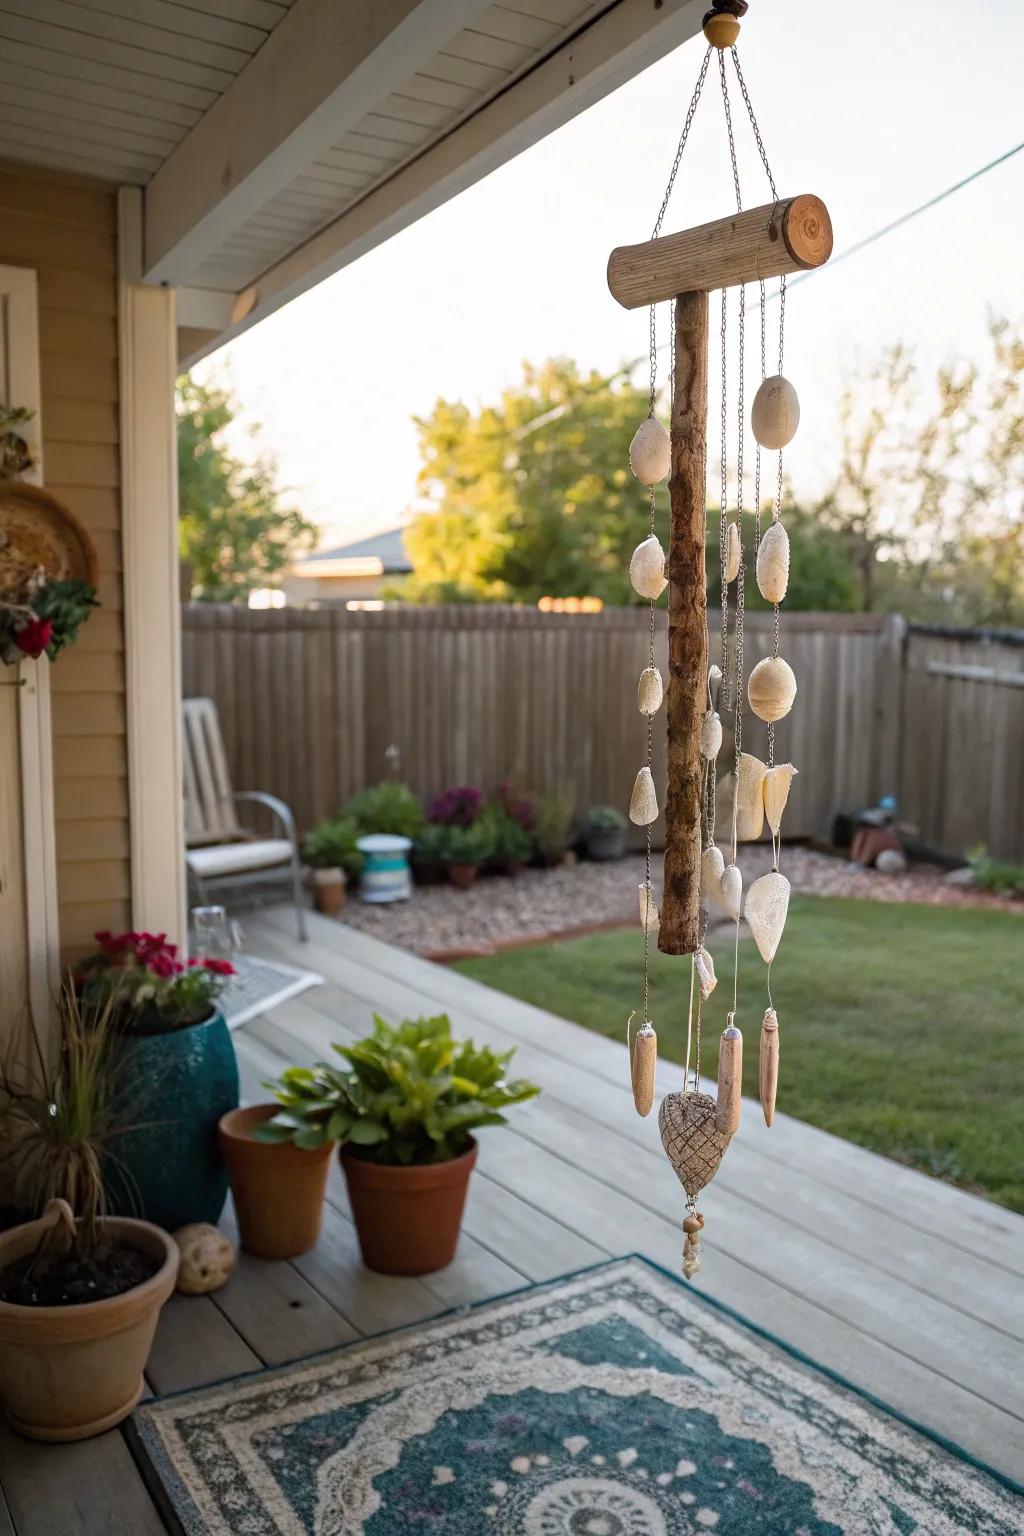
612;2;832;1277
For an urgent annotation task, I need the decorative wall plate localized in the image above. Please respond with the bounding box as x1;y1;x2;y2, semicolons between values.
0;481;99;597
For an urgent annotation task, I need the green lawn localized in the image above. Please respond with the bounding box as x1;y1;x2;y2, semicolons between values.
454;896;1024;1213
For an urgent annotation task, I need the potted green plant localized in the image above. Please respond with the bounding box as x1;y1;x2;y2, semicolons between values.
76;931;239;1232
411;822;448;884
534;787;576;867
259;1014;539;1275
302;815;363;916
440;819;497;890
345;780;424;840
0;987;178;1441
583;804;629;860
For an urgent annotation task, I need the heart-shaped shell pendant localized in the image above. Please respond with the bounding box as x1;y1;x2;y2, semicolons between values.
744;871;791;964
659;1091;734;1200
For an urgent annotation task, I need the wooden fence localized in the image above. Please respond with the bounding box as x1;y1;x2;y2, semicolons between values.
181;604;1024;861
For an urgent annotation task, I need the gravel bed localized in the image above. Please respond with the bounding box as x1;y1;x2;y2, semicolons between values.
336;846;1018;958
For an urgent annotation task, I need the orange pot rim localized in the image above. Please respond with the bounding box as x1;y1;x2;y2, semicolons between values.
340;1138;478;1191
218;1103;336;1164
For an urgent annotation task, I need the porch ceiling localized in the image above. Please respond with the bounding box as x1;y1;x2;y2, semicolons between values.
0;0;704;361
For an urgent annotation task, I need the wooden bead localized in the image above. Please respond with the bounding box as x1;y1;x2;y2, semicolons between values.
703;11;740;47
748;656;797;723
751;375;800;450
682;1214;704;1234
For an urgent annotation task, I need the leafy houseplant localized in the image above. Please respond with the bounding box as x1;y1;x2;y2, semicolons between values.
439;819;497;890
534;787;576;866
345;781;424;840
75;931;240;1232
411;821;449;884
482;806;534;875
428;784;485;827
967;845;1024;899
583;804;628;861
258;1014;539;1274
0;987;178;1441
302;815;363;915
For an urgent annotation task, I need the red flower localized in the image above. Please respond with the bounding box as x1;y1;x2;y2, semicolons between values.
13;618;54;658
148;952;177;978
202;958;235;976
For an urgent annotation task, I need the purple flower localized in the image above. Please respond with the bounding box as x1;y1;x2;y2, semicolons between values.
428;785;484;828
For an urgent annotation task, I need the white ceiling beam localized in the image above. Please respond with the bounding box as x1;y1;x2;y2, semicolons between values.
143;0;493;285
176;287;235;330
178;0;706;368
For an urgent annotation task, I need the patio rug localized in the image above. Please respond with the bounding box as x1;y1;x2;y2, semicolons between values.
218;954;323;1030
130;1257;1022;1536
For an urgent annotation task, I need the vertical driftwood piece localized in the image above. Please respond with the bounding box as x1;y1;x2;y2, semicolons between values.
659;288;708;956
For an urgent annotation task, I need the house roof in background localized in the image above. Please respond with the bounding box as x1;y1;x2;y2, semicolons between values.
294;525;412;576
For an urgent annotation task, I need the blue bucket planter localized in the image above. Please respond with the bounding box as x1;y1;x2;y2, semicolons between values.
105;1009;239;1232
357;834;413;903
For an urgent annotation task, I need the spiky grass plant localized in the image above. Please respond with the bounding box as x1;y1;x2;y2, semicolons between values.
0;980;121;1260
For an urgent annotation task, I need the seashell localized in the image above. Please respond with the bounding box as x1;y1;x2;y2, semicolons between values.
763;763;798;836
719;863;742;920
174;1223;236;1295
682;1229;702;1280
716;1019;743;1135
629;534;667;600
638;884;659;932
693;945;717;1002
638;666;664;715
660;1091;733;1201
700;710;723;760
756;520;790;604
751;374;800;450
629;416;672;485
629;765;658;826
700;844;725;902
724;521;741;583
744;871;791;964
748;656;797;724
631;1023;657;1117
760;1007;779;1127
875;847;908;874
735;753;767;841
708;663;722;697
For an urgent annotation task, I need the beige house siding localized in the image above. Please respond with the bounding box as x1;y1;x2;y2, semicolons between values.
0;162;129;960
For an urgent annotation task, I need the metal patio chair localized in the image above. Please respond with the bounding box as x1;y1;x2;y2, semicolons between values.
182;696;307;941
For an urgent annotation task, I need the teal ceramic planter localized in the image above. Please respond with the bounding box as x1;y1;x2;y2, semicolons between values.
105;1009;239;1232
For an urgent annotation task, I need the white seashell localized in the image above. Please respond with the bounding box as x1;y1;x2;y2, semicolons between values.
700;844;725;902
763;763;798;836
173;1223;236;1295
735;753;768;841
694;946;717;1001
751;375;800;450
638;884;660;932
708;664;722;696
638;666;664;715
700;709;723;760
629;534;667;600
719;863;743;920
744;871;791;964
748;656;797;724
876;847;908;874
629;766;658;826
724;521;741;583
629;416;672;485
756;521;790;604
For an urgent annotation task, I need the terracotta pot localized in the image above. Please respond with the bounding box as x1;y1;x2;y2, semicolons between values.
219;1104;334;1260
312;866;346;916
341;1140;477;1275
0;1204;178;1442
447;862;479;890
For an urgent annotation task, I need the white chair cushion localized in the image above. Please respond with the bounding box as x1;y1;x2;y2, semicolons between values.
187;839;293;878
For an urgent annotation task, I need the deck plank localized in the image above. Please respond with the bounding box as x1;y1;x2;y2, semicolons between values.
0;1424;167;1536
148;1293;262;1394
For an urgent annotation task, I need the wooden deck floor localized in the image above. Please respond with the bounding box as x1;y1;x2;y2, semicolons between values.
1;903;1022;1533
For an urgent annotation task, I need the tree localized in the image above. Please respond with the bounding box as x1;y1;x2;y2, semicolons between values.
397;358;858;610
177;377;317;602
398;359;658;606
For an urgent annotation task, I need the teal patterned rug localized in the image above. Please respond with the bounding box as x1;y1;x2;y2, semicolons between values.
132;1258;1021;1535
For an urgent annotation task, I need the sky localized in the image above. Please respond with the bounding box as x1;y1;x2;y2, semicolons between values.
196;0;1024;553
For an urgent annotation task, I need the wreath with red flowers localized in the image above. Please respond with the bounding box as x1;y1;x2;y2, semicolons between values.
0;572;99;663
